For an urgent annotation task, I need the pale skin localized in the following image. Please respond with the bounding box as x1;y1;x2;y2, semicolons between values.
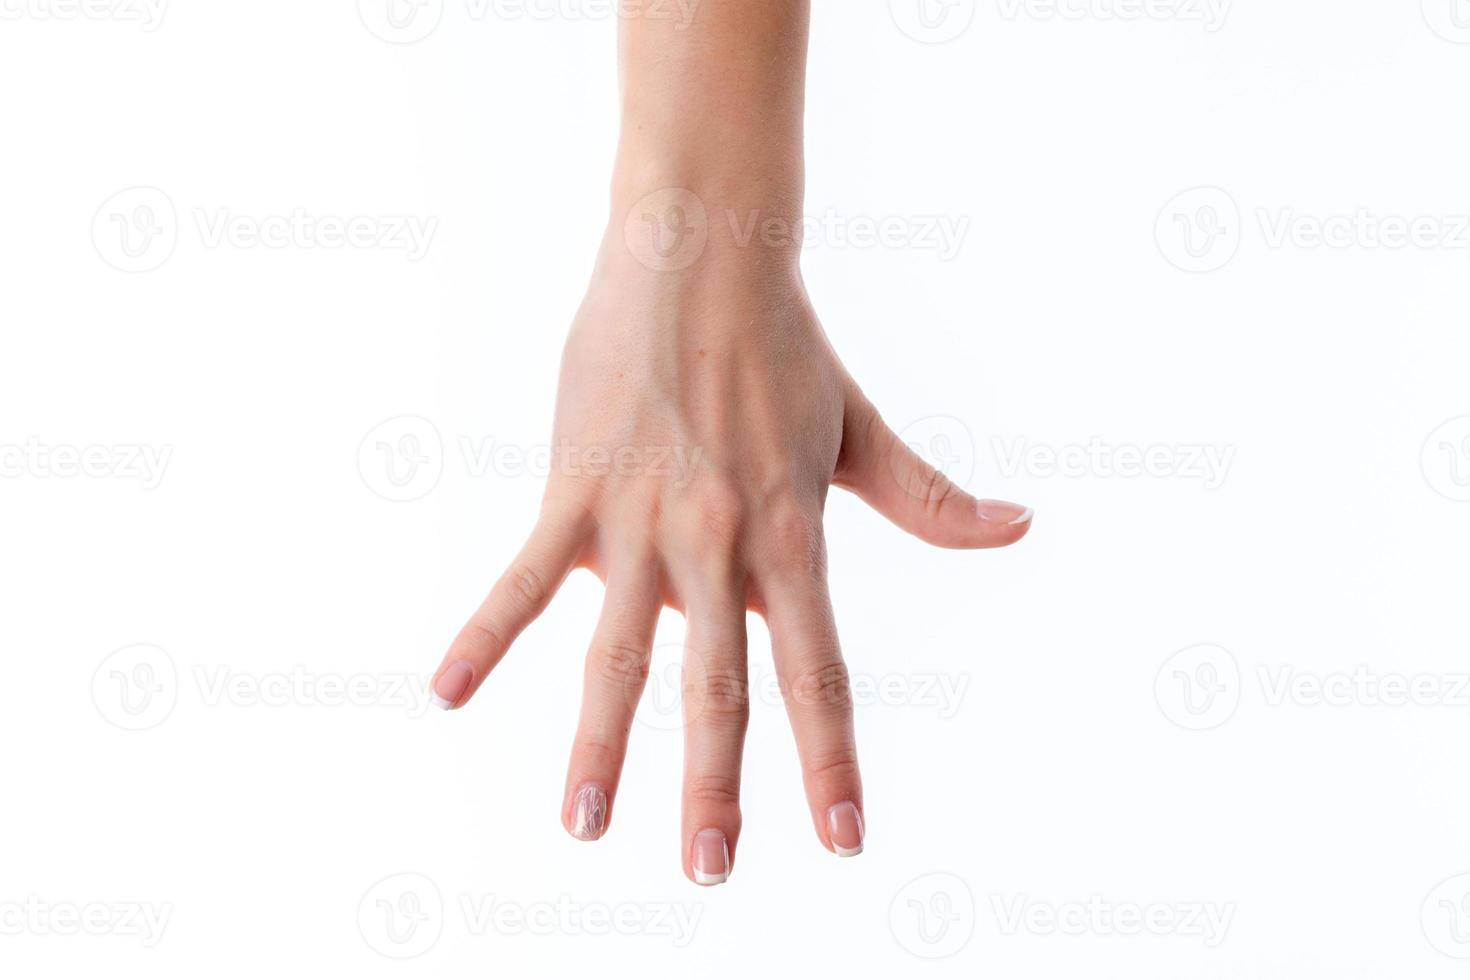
428;0;1033;885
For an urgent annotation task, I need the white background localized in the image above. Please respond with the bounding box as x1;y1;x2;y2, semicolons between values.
3;0;1470;976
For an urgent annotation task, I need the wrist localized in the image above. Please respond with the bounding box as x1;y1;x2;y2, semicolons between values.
606;146;805;276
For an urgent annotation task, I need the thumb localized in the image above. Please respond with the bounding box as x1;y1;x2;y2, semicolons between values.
834;394;1034;549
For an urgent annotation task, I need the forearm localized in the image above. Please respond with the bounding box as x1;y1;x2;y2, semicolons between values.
611;1;810;240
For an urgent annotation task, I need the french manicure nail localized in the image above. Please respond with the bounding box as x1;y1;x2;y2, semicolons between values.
692;829;730;885
570;784;608;842
430;661;473;710
976;500;1034;526
827;801;865;857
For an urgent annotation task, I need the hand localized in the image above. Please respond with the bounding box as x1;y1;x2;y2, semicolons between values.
427;214;1034;885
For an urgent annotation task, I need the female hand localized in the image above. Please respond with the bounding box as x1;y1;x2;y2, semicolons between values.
427;0;1033;886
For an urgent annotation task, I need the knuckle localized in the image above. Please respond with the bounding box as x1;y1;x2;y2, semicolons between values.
671;487;746;551
911;463;956;517
593;640;651;690
501;562;549;611
461;617;504;654
572;731;624;767
687;664;751;722
784;659;852;711
684;773;742;809
804;753;860;787
762;504;827;578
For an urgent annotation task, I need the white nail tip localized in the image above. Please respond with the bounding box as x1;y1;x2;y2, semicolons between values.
833;843;864;858
429;693;454;711
1008;507;1035;526
693;868;729;886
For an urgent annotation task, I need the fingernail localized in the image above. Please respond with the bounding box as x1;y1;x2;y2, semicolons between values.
570;784;608;842
827;801;865;857
430;661;473;710
976;500;1034;526
692;829;730;885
